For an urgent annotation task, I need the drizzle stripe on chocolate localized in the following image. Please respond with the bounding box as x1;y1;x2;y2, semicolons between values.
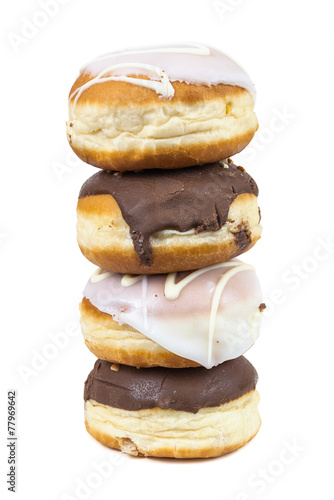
84;357;258;414
79;161;259;266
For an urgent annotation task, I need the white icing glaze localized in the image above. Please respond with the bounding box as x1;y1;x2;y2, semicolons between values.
70;43;255;108
84;260;263;368
164;261;254;365
81;43;211;69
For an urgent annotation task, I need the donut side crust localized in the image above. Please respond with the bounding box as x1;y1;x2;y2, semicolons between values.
68;129;256;172
67;80;258;171
80;298;200;368
69;76;250;104
84;390;261;458
76;192;262;274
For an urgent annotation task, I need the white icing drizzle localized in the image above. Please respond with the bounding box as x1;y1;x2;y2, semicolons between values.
90;268;113;283
141;276;148;331
121;274;143;287
90;269;144;287
70;62;175;109
164;261;242;300
207;263;254;365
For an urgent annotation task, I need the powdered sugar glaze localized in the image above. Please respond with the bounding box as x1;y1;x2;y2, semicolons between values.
70;43;256;104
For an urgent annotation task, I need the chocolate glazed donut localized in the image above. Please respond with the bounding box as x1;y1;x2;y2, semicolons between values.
84;357;261;458
77;160;262;273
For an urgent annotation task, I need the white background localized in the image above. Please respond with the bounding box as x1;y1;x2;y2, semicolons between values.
1;0;333;499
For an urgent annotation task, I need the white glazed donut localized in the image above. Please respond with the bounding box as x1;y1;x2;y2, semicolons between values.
67;43;258;171
80;260;265;368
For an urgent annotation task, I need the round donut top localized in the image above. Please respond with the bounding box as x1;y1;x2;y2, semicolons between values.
84;356;258;413
83;260;264;368
70;43;255;103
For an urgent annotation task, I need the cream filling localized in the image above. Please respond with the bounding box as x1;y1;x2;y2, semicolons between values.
77;214;262;255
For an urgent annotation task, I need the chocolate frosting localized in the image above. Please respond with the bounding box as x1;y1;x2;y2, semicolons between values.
79;161;259;266
84;357;258;414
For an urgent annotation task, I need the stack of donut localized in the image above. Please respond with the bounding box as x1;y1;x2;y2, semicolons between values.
67;43;265;459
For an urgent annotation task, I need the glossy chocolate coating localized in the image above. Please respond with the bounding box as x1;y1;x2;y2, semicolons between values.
79;161;259;266
84;356;258;414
